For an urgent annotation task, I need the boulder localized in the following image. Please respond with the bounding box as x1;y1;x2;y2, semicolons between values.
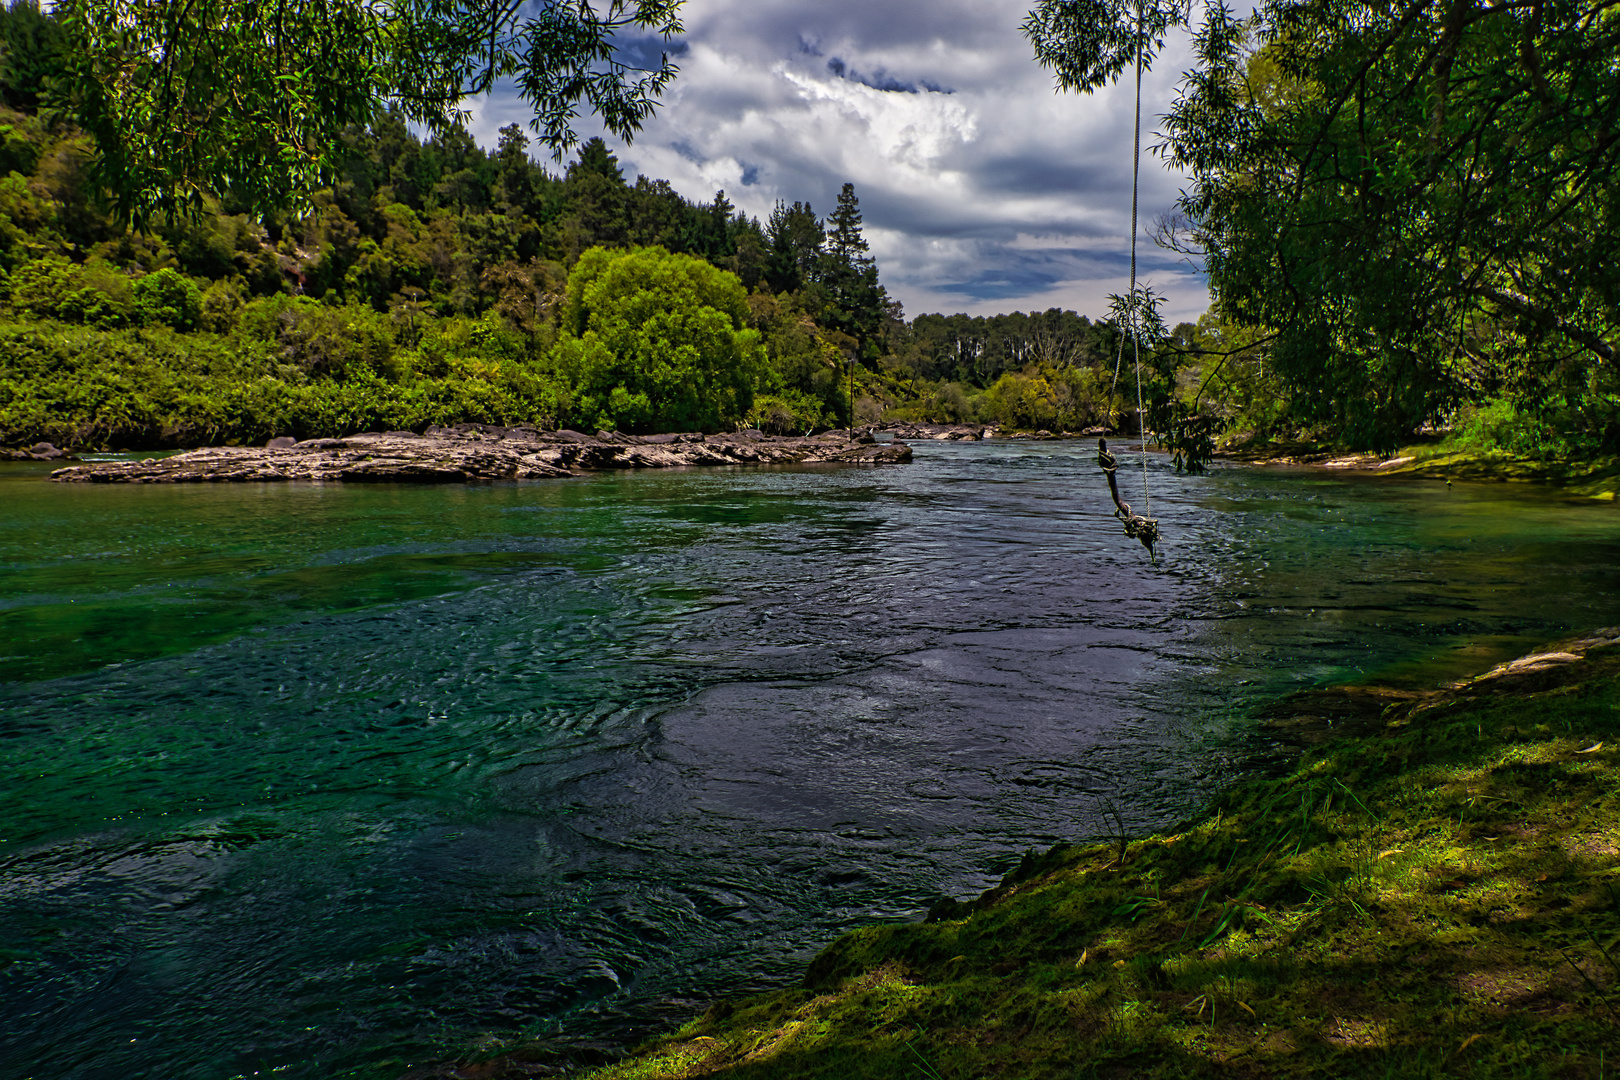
3;442;70;461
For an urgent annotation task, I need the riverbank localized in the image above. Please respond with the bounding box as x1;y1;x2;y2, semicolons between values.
1375;447;1620;501
874;425;1620;502
1218;437;1620;500
520;631;1620;1079
45;424;911;483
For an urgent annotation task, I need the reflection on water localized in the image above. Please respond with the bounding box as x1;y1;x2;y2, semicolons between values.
2;445;1618;1078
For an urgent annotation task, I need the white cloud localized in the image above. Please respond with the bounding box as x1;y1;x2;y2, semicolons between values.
466;0;1210;324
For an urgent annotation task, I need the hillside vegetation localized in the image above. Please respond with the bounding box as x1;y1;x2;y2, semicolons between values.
0;0;1146;453
3;0;1613;466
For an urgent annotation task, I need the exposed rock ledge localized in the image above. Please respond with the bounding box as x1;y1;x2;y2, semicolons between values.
48;424;912;484
879;423;993;441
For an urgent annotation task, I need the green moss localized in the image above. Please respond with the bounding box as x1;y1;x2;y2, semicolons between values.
1376;445;1620;498
564;634;1620;1079
1213;434;1620;501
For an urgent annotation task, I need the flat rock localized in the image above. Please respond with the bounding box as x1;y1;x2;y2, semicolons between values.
49;425;912;484
881;423;992;441
1260;627;1620;745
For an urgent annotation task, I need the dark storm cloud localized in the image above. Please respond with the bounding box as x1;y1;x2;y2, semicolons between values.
742;3;1010;52
858;187;1116;244
468;0;1207;320
609;32;689;66
977;153;1126;197
670;140;705;165
825;57;955;95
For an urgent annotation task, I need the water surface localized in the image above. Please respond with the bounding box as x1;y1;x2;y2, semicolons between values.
3;443;1618;1078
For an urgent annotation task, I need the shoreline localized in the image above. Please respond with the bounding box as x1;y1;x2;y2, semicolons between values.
1217;441;1620;500
876;424;1619;500
478;630;1620;1079
25;421;1620;501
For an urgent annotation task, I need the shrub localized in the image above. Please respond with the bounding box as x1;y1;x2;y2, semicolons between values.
9;255;136;327
552;245;767;432
132;267;202;330
984;369;1060;430
747;390;829;435
199;279;244;333
0;318;571;449
271;299;396;379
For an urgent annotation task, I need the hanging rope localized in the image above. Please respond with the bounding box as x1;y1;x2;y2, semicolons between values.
1128;9;1150;518
1098;0;1159;563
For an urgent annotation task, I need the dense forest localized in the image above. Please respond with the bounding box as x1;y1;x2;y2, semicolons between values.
6;0;1617;463
0;0;1161;451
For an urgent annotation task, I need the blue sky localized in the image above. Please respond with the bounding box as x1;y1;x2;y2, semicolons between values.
464;0;1208;324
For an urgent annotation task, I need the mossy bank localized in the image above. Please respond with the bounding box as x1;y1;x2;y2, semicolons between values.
1375;448;1620;503
1218;434;1620;502
501;632;1620;1079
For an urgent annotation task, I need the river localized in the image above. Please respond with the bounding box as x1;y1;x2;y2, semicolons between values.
3;441;1618;1078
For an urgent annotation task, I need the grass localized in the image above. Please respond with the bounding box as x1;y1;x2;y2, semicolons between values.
1375;446;1620;501
1215;428;1620;501
524;630;1620;1079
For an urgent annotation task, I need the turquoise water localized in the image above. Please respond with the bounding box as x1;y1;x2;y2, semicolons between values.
3;444;1619;1078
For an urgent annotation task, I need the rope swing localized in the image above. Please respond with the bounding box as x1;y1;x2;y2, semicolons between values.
1098;0;1160;565
1098;437;1160;561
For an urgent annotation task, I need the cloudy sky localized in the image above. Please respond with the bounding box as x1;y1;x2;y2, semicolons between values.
466;0;1208;324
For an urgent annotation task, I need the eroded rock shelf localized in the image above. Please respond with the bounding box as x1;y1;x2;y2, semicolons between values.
49;424;913;484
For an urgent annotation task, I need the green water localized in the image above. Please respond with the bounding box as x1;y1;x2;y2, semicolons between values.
2;444;1618;1079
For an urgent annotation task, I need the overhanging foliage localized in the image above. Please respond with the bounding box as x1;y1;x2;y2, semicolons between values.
50;0;684;226
1165;0;1620;450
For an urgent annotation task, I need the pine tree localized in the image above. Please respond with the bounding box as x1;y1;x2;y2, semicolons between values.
826;182;870;263
495;124;535;213
818;183;887;356
764;200;823;294
0;0;66;110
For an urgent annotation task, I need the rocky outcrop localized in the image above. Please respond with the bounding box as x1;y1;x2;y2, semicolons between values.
2;441;72;461
880;423;992;441
1003;426;1112;440
48;424;913;484
877;423;1121;441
